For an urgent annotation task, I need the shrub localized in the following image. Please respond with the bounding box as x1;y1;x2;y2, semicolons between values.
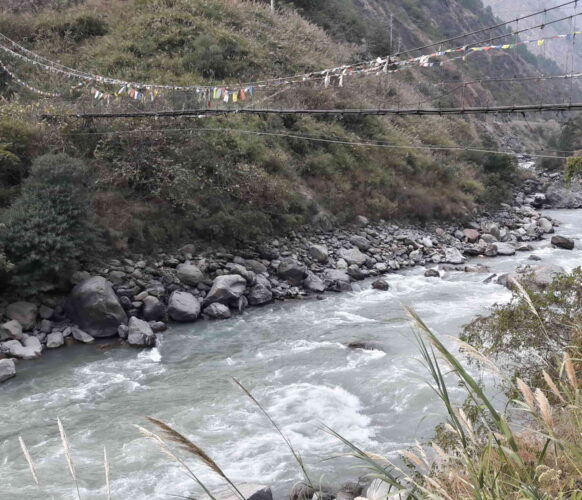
1;153;96;291
565;156;582;184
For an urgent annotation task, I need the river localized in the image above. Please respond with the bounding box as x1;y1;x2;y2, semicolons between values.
1;209;581;500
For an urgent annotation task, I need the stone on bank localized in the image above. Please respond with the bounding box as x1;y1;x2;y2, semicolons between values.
0;358;16;383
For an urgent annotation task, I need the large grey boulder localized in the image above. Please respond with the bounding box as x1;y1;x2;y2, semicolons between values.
537;218;554;234
205;275;247;305
203;303;232;320
463;229;480;243
46;331;65;349
68;276;128;338
308;244;328;263
127;317;156;347
372;279;390;291
349;235;371;251
324;269;351;283
0;320;23;341
0;359;16;383
225;263;256;284
551;235;575;250
444;247;465;264
176;263;205;286
6;302;37;331
168;291;201;322
248;284;273;306
142;296;166;322
277;259;307;286
337;248;367;266
501;264;565;291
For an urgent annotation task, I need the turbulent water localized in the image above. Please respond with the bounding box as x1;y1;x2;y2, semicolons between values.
1;209;581;500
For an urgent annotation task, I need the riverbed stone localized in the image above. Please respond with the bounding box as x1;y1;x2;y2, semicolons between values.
494;242;516;256
501;264;566;291
337;248;367;266
424;269;440;278
350;235;371;251
248;284;273;306
72;327;95;344
277;258;308;286
443;247;465;264
304;273;326;293
0;320;23;341
176;263;205;286
0;358;16;382
6;302;37;331
371;278;390;290
168;291;201;322
46;331;65;349
142;296;166;322
463;229;480;243
205;275;247;305
537;218;554;233
551;235;575;250
127;317;156;347
39;305;54;320
1;337;41;359
203;303;232;320
308;244;329;263
68;276;128;338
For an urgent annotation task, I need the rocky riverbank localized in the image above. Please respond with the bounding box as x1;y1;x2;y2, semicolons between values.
0;167;578;382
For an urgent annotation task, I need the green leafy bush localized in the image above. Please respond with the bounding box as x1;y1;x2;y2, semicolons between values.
1;153;97;291
565;156;582;184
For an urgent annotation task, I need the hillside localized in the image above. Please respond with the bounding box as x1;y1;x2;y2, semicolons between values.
0;0;572;290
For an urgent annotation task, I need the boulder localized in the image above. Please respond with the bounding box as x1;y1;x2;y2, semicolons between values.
225;263;256;284
444;247;465;264
205;275;247;306
501;264;565;291
168;291;201;322
347;265;367;280
277;258;308;286
463;229;480;243
371;279;390;291
46;331;65;349
303;273;326;293
68;276;128;338
0;359;16;383
1;337;41;359
248;284;273;306
337;248;367;266
245;259;268;275
203;303;232;320
247;487;273;500
482;222;501;240
176;263;205;286
424;269;440;278
350;235;371;251
551;235;575;250
127;317;156;347
72;327;95;344
0;320;23;341
39;305;54;320
308;244;329;263
142;296;166;322
484;244;498;257
537;218;554;234
335;482;363;500
324;269;351;283
494;242;516;256
5;302;37;331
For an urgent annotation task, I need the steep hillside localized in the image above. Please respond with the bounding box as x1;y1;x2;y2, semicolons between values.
0;0;571;288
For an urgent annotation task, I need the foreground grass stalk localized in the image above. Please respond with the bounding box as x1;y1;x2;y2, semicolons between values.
57;417;82;500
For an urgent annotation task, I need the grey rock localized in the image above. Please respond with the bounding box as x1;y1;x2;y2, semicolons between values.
203;303;232;320
1;336;42;359
168;291;201;322
308;244;329;263
501;264;565;291
494;242;516;256
142;296;166;322
337;248;367;266
118;324;129;339
39;305;54;320
277;258;308;286
537;218;554;234
40;319;52;334
6;302;37;331
0;320;23;341
350;235;371;251
0;358;16;383
70;270;91;285
176;263;205;286
248;284;273;306
205;275;247;306
127;317;156;347
324;269;351;283
551;235;575;250
484;244;498;257
72;327;94;344
46;331;65;349
247;487;273;500
424;269;440;278
68;276;128;338
245;259;268;274
481;233;498;244
335;482;363;500
347;265;367;280
150;321;168;333
225;263;256;284
371;279;390;291
443;247;465;264
463;229;480;243
303;273;326;293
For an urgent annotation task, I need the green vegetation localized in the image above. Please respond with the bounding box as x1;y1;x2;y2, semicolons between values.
1;153;96;292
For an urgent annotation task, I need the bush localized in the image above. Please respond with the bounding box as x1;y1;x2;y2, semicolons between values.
565;156;582;184
1;153;97;291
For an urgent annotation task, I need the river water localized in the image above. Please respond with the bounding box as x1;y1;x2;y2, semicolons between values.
1;209;581;500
